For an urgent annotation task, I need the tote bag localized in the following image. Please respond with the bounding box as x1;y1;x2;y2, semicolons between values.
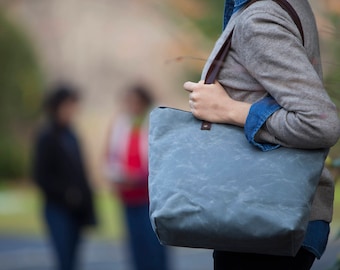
148;0;328;256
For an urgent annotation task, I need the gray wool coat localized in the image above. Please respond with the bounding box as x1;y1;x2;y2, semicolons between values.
201;0;340;222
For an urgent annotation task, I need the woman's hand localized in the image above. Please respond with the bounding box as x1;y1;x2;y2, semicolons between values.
183;80;251;127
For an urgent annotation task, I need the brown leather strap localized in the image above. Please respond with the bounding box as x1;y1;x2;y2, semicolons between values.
273;0;305;45
201;0;304;131
205;29;234;85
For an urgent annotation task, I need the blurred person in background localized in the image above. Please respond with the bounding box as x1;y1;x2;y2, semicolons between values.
104;83;169;270
32;83;97;270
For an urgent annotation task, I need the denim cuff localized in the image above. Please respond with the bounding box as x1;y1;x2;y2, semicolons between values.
244;96;281;151
223;1;234;29
302;220;330;259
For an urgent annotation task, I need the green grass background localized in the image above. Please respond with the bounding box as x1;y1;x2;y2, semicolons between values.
1;182;340;241
0;184;127;241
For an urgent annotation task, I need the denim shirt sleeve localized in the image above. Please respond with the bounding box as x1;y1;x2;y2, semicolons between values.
244;96;281;151
302;220;330;259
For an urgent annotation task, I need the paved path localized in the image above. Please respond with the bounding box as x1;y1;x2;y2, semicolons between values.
0;235;213;270
0;235;339;270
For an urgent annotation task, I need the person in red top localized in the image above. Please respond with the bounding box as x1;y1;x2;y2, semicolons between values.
104;83;168;270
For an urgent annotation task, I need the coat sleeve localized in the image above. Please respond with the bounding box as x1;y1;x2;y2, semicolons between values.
234;8;340;149
32;132;70;199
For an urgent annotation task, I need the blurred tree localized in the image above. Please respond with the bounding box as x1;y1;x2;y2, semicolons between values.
0;11;44;181
188;0;225;41
325;12;340;270
167;0;224;41
166;1;225;83
324;13;340;164
324;14;340;107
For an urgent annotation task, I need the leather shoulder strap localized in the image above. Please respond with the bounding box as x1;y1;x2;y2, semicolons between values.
273;0;305;46
205;0;304;85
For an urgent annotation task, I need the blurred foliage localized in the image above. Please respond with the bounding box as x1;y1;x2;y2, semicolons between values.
0;11;44;180
187;0;225;41
324;14;340;159
166;1;224;41
323;13;340;270
324;14;340;108
0;134;29;180
166;1;225;84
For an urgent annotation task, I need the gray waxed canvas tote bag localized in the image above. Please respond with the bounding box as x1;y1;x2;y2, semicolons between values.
148;0;328;257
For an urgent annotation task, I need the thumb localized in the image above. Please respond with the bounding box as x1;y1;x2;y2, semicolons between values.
183;81;197;92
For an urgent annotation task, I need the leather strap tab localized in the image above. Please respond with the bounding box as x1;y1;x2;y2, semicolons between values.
201;121;212;130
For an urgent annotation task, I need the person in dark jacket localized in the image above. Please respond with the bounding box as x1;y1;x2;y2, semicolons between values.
32;83;97;270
